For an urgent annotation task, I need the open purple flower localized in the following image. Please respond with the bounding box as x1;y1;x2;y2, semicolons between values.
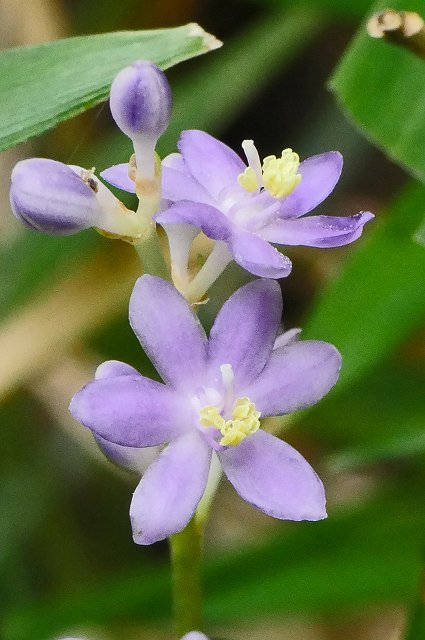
102;130;373;300
70;276;341;545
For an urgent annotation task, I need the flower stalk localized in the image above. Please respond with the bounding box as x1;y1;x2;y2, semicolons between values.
133;154;170;280
170;517;204;636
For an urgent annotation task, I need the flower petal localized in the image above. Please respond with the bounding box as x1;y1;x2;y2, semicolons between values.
208;279;282;388
129;274;208;389
95;359;140;379
95;435;159;475
69;375;188;447
10;158;101;234
243;340;342;417
162;152;185;170
162;165;215;205
178;130;245;199
130;432;211;544
181;633;209;640
229;230;292;278
91;360;159;474
100;164;136;193
219;430;326;520
262;212;374;247
155;202;233;241
273;327;302;350
279;151;343;218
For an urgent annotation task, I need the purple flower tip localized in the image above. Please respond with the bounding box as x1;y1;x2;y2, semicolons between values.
109;60;172;142
10;158;101;235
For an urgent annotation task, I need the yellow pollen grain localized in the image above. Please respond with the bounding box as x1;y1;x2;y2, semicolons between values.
199;397;261;447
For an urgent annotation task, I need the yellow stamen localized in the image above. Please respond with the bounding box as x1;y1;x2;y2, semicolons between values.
238;166;259;193
199;397;261;447
238;142;301;199
262;149;301;199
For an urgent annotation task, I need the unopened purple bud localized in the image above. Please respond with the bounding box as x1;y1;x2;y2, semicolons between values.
109;61;172;142
10;158;141;238
10;158;101;235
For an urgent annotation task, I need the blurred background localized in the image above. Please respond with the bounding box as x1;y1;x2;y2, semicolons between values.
0;1;424;639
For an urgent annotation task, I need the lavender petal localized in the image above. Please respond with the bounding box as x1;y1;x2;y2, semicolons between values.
129;275;208;389
130;432;211;544
92;360;158;473
109;61;171;141
10;158;100;235
69;375;189;447
219;430;326;521
280;151;343;219
155;201;233;241
208;279;282;389
262;212;374;247
243;340;342;417
95;435;159;475
95;359;140;379
162;165;215;205
178;130;245;199
229;229;292;278
100;164;135;193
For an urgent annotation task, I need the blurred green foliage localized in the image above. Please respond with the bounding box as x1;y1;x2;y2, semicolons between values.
1;0;425;639
0;26;215;151
331;0;425;184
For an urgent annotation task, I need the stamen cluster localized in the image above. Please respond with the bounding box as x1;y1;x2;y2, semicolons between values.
199;397;261;446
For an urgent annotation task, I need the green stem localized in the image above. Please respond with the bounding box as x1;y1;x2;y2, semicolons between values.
132;153;170;280
133;226;170;280
169;517;204;636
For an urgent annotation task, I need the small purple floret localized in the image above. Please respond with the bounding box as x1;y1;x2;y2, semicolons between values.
70;275;342;545
109;61;172;141
101;130;374;279
10;158;100;235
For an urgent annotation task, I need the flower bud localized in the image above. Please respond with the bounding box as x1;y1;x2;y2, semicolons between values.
109;61;172;179
10;158;141;239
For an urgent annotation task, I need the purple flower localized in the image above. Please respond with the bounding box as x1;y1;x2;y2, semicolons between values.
10;159;141;238
110;61;172;180
70;276;341;545
102;131;373;300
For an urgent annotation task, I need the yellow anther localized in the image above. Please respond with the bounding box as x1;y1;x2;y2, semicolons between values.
262;149;301;199
199;405;225;430
199;397;260;447
238;166;259;193
238;142;302;199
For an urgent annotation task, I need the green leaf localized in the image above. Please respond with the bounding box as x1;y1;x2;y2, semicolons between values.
302;182;425;389
414;219;425;246
3;495;424;640
405;571;425;640
305;365;425;470
248;0;374;20
0;25;220;151
330;0;425;182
